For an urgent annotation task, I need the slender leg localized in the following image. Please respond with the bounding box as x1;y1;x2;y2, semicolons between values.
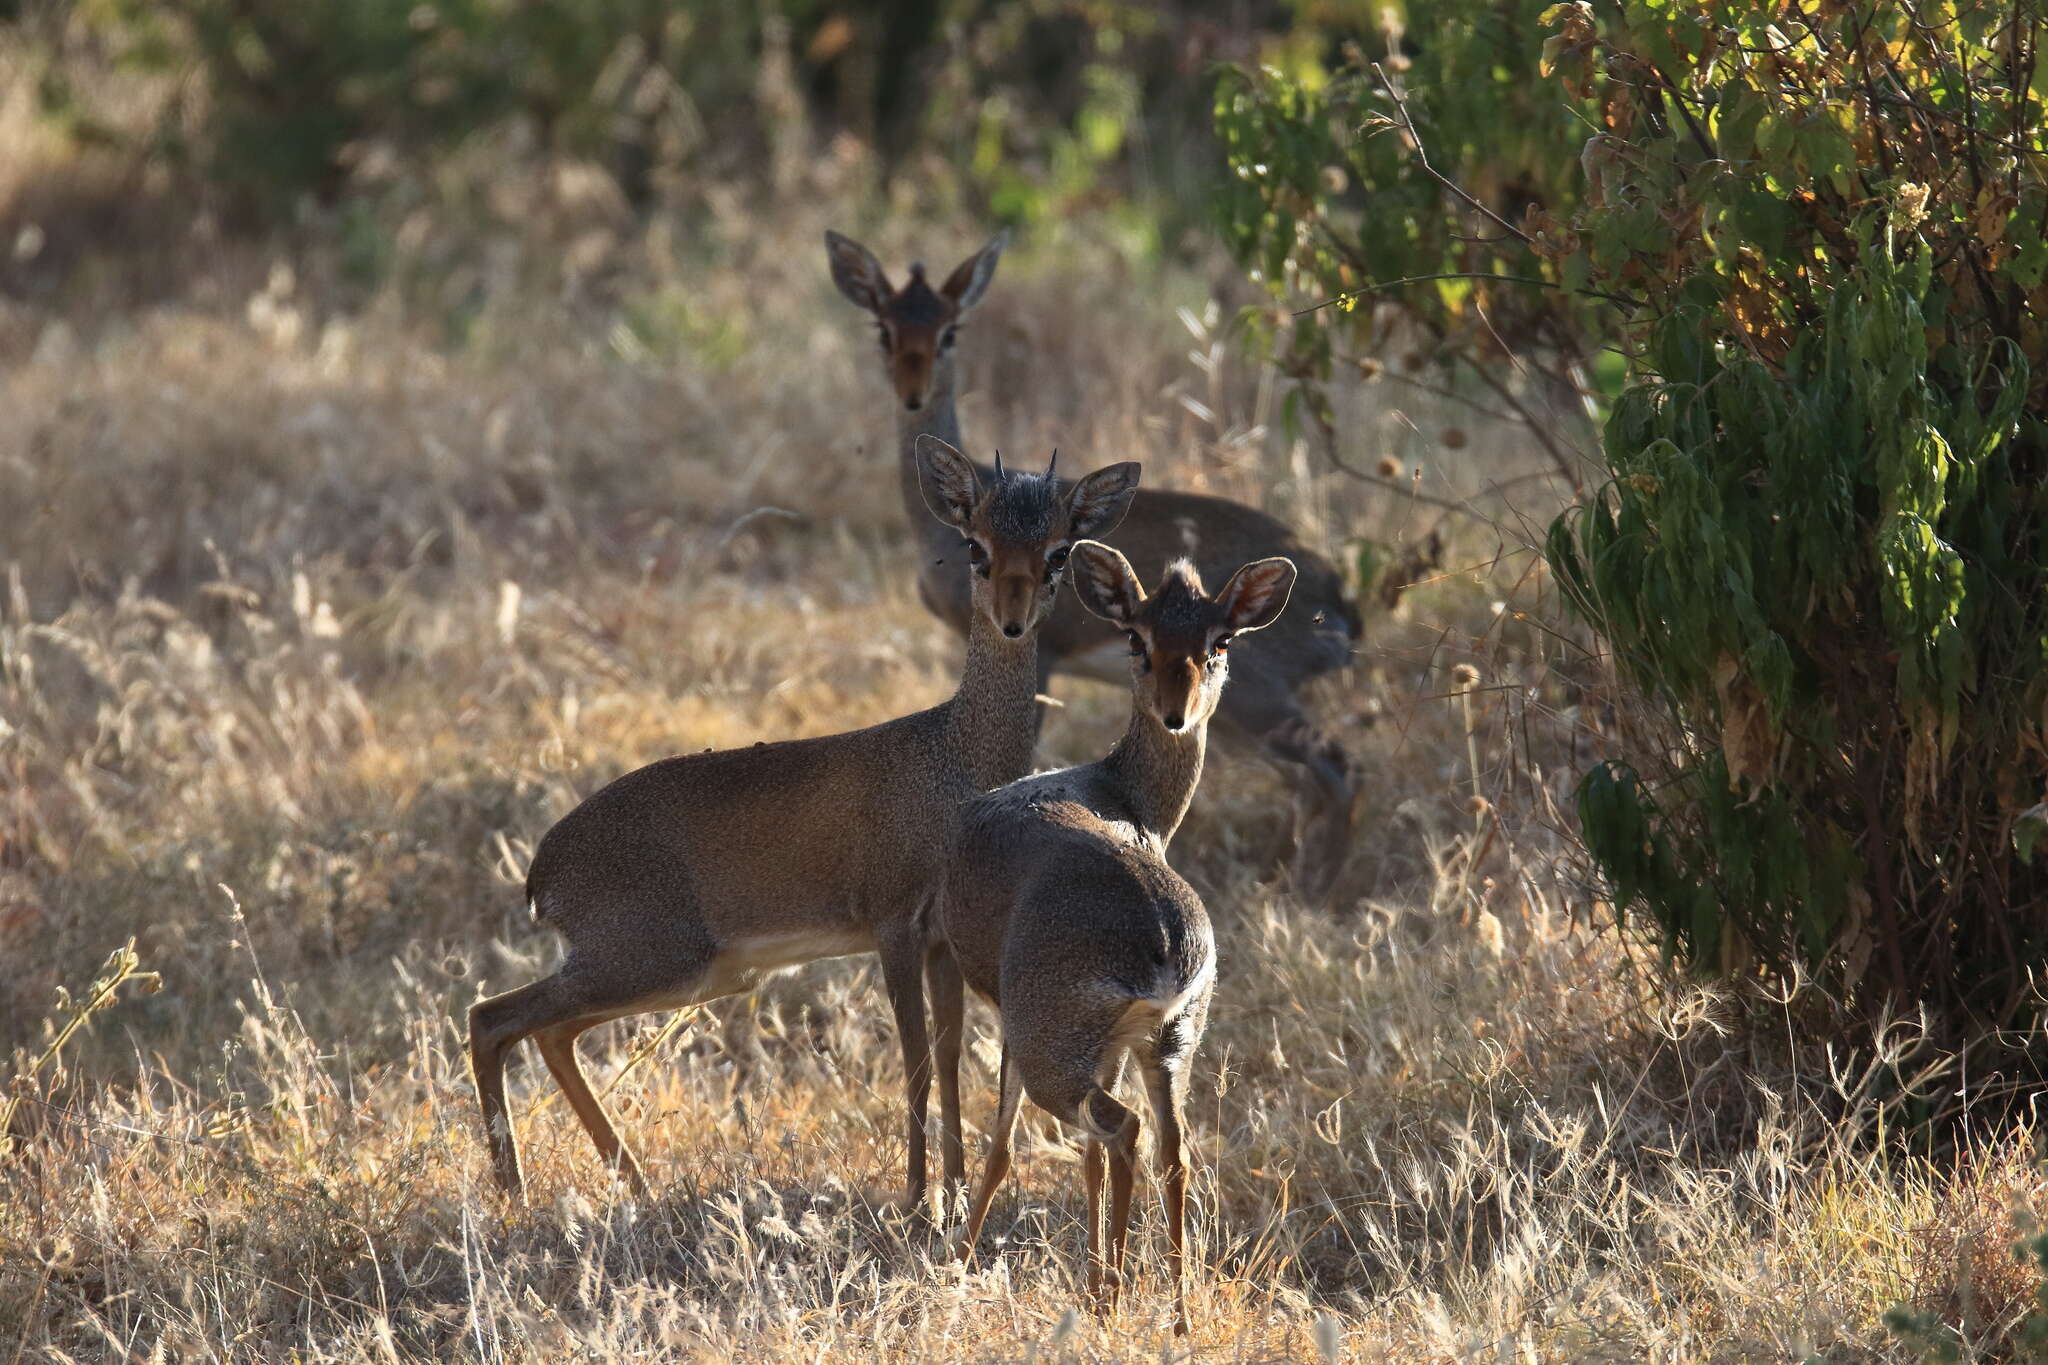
469;977;575;1200
957;1049;1023;1261
534;1021;649;1197
1081;1088;1141;1318
877;931;934;1216
1082;1136;1107;1301
1084;1052;1127;1303
468;950;716;1201
927;943;968;1219
1144;1060;1193;1335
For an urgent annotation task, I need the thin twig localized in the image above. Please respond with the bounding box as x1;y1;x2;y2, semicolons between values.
1317;64;1645;315
1372;62;1532;244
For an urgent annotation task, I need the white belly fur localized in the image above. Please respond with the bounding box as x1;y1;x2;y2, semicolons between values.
639;927;879;1010
725;927;876;973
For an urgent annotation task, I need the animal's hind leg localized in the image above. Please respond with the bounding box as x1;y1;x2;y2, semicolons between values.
878;928;934;1216
471;942;724;1201
1082;1136;1106;1300
534;1021;648;1197
957;1049;1023;1262
1143;1058;1195;1335
1081;1052;1125;1301
1078;1087;1142;1318
469;976;577;1200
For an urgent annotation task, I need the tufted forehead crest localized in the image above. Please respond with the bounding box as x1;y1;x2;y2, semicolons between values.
984;469;1061;543
887;268;950;327
1143;559;1223;634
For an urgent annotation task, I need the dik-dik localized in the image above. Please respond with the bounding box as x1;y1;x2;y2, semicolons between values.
468;437;1139;1205
935;541;1297;1334
826;228;1359;896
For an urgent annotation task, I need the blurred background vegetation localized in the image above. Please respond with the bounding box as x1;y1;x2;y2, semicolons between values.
2;0;1294;276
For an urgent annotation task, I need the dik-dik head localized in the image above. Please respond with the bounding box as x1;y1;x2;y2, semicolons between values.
914;435;1140;641
1071;544;1297;733
826;230;1005;413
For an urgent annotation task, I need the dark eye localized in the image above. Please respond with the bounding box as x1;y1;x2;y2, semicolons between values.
964;538;989;573
876;325;892;352
940;326;959;350
1126;630;1145;656
1214;634;1232;655
1047;546;1070;570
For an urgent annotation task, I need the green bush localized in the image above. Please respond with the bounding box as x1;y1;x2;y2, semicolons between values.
1548;2;2047;1060
72;0;762;203
1212;1;1604;473
1218;1;2048;1069
30;0;1236;235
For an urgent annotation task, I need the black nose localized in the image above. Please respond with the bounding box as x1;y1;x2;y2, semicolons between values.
905;396;924;411
1002;623;1023;639
1164;712;1186;731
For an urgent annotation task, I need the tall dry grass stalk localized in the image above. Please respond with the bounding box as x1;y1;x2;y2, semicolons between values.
1;134;2041;1362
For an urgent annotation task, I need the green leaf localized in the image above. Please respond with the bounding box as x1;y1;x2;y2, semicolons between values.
1352;538;1384;596
1561;248;1592;296
1716;81;1764;159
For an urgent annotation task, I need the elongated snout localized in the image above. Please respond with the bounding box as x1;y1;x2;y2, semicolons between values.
1148;657;1204;734
891;346;936;411
991;570;1040;640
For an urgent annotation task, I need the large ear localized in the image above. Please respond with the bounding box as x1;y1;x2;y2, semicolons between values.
825;230;892;313
1216;557;1297;633
1065;460;1141;540
915;434;980;532
940;231;1007;313
1070;541;1146;626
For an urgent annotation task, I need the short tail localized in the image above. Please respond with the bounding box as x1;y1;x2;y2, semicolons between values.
1104;995;1169;1064
524;853;556;928
1103;953;1211;1065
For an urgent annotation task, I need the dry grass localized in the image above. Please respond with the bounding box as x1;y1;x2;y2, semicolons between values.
3;137;2045;1363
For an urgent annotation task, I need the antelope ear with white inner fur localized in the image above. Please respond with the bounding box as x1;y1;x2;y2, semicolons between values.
1216;557;1298;633
914;434;981;533
1069;540;1146;626
1065;461;1142;540
825;230;893;314
940;230;1008;313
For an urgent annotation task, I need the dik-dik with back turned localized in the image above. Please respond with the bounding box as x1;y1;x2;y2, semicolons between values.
468;438;1139;1206
934;541;1297;1334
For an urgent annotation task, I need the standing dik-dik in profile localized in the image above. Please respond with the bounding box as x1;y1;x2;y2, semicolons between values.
825;229;1361;897
468;437;1140;1204
935;542;1298;1335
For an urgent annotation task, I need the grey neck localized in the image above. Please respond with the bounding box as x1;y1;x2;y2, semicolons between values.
896;356;965;540
1102;706;1209;846
947;595;1043;791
